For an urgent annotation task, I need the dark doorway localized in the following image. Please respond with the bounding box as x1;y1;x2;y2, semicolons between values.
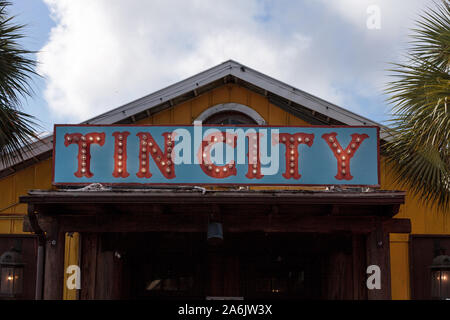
117;232;358;300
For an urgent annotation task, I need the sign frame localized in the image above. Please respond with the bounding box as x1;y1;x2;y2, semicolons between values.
52;124;381;188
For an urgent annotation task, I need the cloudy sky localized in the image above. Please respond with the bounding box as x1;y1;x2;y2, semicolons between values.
10;0;434;132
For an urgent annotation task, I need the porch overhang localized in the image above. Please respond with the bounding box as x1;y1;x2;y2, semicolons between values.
20;188;409;235
19;188;408;300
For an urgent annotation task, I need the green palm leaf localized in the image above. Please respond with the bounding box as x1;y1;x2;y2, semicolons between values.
0;103;38;165
0;1;40;166
385;0;450;212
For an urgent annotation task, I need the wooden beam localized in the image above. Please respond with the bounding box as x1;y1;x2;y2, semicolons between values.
22;215;32;233
31;202;402;221
47;213;391;234
22;190;406;211
382;218;411;234
34;205;410;235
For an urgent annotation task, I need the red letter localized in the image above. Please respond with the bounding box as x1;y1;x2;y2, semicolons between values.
197;132;237;178
64;132;105;178
136;132;175;179
277;133;314;179
321;132;369;180
246;132;264;179
112;132;130;178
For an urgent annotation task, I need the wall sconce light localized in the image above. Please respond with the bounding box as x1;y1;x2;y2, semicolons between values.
430;254;450;300
0;240;25;299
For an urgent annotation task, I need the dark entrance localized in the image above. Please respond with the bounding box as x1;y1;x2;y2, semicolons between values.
21;188;409;299
117;232;357;300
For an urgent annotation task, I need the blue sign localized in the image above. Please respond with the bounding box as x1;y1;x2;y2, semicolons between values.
52;125;380;186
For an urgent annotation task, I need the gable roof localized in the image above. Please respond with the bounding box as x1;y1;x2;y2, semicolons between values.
0;60;388;178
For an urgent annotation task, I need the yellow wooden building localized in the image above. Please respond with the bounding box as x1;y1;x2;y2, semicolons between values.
0;60;448;300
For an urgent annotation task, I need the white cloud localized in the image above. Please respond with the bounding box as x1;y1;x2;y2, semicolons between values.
39;0;309;121
319;0;427;30
37;0;435;123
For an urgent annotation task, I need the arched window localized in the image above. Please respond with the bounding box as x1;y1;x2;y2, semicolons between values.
194;103;266;125
204;111;256;125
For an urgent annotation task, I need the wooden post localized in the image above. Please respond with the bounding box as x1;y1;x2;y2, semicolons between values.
79;233;125;300
366;223;391;299
43;227;66;300
207;249;224;297
352;235;367;300
80;233;98;300
325;251;353;299
95;234;124;300
223;255;240;297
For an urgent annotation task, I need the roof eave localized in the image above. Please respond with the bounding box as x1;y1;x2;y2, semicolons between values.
0;60;391;175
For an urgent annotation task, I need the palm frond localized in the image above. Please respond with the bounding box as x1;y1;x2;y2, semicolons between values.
383;135;450;211
385;0;450;212
0;0;40;166
0;103;38;166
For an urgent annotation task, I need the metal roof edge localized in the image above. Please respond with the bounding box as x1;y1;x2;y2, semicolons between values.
84;59;389;138
84;60;237;125
0;134;53;172
0;59;391;173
